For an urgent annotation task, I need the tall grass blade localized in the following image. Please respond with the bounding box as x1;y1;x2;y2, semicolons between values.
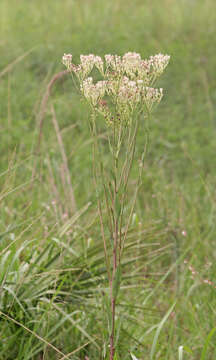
150;301;176;360
201;327;216;360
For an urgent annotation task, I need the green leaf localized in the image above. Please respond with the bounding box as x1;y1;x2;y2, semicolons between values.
102;293;112;336
114;314;123;347
201;327;216;360
150;301;176;360
113;265;122;300
114;195;122;220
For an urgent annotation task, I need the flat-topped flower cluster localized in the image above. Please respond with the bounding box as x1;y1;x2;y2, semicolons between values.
62;52;170;126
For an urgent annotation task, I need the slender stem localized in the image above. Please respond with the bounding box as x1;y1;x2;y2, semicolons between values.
109;120;119;360
118;115;139;258
89;111;111;282
120;116;149;257
109;297;116;360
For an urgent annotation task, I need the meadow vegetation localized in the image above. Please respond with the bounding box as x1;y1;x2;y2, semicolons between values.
0;0;216;359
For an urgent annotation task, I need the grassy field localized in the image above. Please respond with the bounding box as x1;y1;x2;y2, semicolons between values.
1;0;216;359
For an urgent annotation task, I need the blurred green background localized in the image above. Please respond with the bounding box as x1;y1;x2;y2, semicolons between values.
0;0;216;359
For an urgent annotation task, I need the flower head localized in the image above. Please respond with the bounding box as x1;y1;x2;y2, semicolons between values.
122;52;141;78
105;54;123;75
80;54;95;78
142;87;163;111
94;56;104;74
149;53;170;76
62;53;73;69
81;77;107;106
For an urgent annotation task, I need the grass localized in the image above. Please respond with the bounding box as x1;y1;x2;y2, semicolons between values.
0;0;216;358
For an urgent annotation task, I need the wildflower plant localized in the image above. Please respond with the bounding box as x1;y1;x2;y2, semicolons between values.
62;51;170;359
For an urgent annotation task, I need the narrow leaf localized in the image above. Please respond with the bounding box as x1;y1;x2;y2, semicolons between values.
150;301;176;360
113;265;122;299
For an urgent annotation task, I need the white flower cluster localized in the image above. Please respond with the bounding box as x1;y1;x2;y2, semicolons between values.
118;77;140;106
81;77;107;106
149;53;170;76
62;51;170;126
80;54;96;78
143;87;163;111
62;53;104;79
62;52;170;82
104;52;169;84
62;53;73;68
